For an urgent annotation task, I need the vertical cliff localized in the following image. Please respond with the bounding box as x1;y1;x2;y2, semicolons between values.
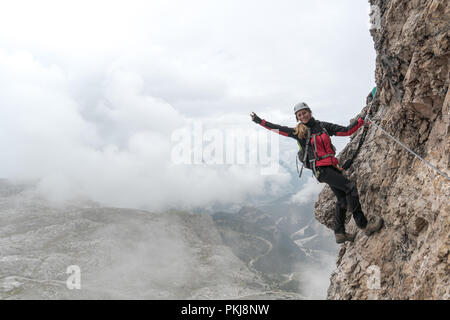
314;0;449;299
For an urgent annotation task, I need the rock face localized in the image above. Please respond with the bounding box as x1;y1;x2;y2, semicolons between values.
314;0;449;299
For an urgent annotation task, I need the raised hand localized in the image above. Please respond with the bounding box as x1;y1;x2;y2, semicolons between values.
250;112;262;124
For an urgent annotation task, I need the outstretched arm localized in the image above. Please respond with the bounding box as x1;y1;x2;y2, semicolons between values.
321;116;365;137
250;112;297;138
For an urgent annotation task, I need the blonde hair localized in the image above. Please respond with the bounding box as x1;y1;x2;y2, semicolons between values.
294;108;312;139
293;123;308;139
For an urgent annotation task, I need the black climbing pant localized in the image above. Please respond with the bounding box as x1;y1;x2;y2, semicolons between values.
317;166;368;234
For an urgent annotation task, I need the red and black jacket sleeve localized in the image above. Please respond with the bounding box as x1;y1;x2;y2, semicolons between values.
321;117;364;136
255;118;297;139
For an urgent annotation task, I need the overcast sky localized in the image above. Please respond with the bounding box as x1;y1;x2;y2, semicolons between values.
0;0;376;211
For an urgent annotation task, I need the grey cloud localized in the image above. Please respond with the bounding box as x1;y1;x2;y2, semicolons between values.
0;1;375;211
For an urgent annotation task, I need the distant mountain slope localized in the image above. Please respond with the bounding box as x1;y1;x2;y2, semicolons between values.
0;180;307;299
211;203;338;298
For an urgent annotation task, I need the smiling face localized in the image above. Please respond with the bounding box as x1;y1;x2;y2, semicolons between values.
296;109;312;124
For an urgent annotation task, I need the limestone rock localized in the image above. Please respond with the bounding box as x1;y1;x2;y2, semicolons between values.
316;0;449;299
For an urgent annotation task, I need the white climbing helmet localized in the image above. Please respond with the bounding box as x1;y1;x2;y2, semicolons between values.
293;102;310;114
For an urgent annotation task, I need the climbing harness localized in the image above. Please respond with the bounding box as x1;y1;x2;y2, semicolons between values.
366;113;450;182
342;87;376;170
296;128;311;178
342;125;369;170
342;103;373;170
296;123;335;179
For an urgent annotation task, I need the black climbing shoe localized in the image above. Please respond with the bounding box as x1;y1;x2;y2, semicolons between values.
363;216;384;236
335;232;356;244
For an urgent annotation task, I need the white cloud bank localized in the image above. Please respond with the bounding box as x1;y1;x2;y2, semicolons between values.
0;1;375;211
0;49;291;210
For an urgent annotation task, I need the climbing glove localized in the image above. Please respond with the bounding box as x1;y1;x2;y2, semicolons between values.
251;112;262;124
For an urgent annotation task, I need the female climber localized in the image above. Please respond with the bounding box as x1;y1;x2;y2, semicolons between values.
250;102;383;244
